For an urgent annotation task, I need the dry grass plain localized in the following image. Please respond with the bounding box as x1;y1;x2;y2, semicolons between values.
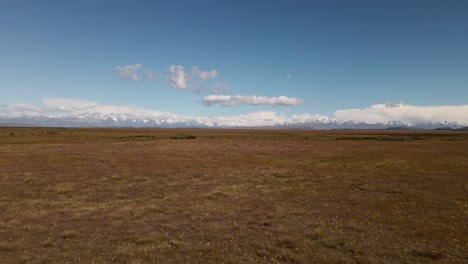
0;128;467;263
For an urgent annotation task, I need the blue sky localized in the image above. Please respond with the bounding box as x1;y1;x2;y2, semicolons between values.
1;0;467;124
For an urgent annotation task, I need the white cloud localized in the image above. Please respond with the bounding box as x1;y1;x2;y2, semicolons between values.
112;64;218;91
202;95;304;107
166;65;218;91
334;103;468;124
190;66;218;81
113;64;143;80
166;65;190;90
286;74;292;79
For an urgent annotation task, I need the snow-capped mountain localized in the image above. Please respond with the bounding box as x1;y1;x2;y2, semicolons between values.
0;114;465;129
2;99;467;129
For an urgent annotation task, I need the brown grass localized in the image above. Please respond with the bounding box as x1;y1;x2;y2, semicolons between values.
0;128;467;263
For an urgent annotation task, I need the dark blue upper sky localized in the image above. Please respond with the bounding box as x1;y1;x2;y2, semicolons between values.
1;0;467;117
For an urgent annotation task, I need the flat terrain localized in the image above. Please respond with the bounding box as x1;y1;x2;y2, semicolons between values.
0;128;467;263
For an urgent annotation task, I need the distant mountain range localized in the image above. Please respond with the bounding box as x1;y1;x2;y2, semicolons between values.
274;120;466;130
0;114;466;130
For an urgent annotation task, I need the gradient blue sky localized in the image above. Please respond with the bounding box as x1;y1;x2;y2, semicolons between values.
1;0;467;118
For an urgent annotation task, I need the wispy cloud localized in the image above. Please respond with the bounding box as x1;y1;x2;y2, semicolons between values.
144;70;158;80
113;64;158;81
113;64;144;80
202;95;304;107
190;66;218;81
211;82;229;95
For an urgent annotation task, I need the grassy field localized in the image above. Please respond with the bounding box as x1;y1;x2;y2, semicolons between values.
0;128;467;263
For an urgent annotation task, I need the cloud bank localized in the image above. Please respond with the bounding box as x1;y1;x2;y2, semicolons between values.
334;103;468;125
202;95;304;107
1;99;467;127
